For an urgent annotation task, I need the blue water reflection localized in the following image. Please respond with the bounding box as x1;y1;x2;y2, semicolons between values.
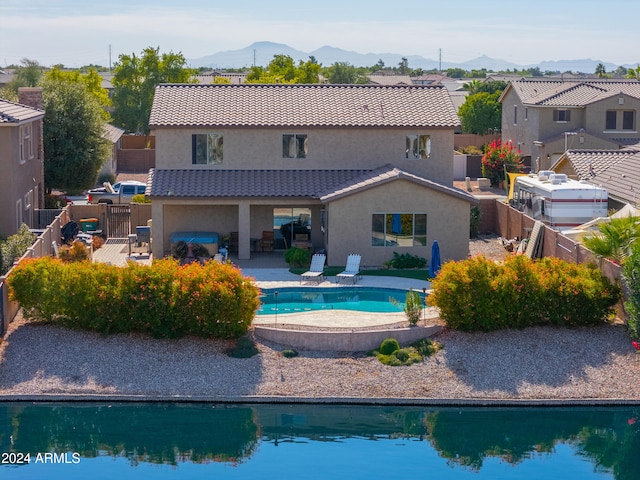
1;403;637;479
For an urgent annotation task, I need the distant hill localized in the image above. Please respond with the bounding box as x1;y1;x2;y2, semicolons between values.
187;41;634;73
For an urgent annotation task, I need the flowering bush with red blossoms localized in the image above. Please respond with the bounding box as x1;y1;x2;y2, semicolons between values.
481;139;525;187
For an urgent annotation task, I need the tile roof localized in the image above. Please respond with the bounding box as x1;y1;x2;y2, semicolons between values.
149;83;460;128
102;124;125;143
562;149;640;204
367;74;414;86
0;99;44;123
562;149;640;179
147;165;475;204
505;79;640;107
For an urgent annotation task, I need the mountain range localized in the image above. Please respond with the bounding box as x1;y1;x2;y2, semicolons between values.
188;41;636;74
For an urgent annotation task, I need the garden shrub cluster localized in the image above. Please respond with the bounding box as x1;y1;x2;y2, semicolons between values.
384;252;427;269
372;337;442;366
0;224;36;275
428;255;621;332
7;257;261;339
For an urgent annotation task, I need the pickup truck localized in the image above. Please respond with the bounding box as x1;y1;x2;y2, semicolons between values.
87;181;147;204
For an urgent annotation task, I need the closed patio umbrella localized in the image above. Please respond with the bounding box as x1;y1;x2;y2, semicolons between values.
391;214;402;244
429;240;441;278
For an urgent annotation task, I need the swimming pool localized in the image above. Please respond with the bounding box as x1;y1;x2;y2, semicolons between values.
257;286;427;315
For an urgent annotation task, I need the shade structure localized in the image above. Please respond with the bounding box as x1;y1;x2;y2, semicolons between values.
429;240;441;278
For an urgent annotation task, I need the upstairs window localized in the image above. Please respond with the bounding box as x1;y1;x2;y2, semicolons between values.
192;133;223;165
405;135;431;159
553;109;571;122
23;123;33;160
283;134;307;158
513;105;518;124
606;110;635;130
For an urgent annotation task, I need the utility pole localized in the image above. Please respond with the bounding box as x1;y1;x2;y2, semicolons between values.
439;48;442;73
109;44;112;72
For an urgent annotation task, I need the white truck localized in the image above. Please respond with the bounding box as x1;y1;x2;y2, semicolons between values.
509;171;608;229
87;181;147;204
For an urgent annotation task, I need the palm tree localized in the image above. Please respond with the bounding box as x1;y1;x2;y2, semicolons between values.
595;63;607;78
582;216;640;264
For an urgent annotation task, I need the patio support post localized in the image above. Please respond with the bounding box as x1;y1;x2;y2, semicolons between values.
238;201;251;260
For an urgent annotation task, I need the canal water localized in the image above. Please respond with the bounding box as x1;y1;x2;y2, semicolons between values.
1;402;637;479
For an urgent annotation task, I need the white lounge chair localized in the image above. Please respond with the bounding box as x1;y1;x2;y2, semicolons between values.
336;254;362;284
300;254;326;283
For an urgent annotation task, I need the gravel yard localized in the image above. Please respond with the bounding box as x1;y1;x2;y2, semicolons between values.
1;235;638;403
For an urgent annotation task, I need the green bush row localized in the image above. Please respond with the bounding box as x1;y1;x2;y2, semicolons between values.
428;255;620;332
7;257;261;339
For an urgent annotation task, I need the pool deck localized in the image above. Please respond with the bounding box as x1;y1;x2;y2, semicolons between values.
243;268;435;330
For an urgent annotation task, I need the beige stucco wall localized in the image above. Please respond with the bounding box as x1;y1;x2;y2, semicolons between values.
324;179;471;267
152;198;323;258
153;126;455;185
0;119;44;237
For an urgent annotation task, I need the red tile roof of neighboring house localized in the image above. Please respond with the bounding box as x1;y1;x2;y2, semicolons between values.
147;164;476;203
0;99;44;123
149;83;460;128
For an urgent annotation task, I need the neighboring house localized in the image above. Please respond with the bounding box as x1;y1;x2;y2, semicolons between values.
98;124;125;179
147;83;476;267
0;88;45;237
552;148;640;210
367;74;413;86
194;72;248;84
500;79;640;170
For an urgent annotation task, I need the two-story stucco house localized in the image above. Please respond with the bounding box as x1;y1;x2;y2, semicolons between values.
0;89;45;238
500;79;640;171
147;83;476;267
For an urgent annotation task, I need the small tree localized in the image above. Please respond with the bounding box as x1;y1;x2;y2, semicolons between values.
458;91;502;135
42;77;110;193
481;139;524;187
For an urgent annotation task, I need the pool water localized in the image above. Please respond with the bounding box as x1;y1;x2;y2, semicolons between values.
1;403;637;479
257;287;427;315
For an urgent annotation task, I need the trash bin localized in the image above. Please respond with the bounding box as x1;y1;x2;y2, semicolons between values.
136;226;151;243
79;218;99;233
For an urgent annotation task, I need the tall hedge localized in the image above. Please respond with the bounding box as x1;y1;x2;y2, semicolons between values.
7;257;260;339
428;255;620;332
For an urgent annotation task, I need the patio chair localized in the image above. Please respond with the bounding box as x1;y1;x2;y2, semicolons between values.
300;253;326;283
259;230;274;252
336;254;362;284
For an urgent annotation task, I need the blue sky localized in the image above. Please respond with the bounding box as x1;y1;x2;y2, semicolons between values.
1;0;638;68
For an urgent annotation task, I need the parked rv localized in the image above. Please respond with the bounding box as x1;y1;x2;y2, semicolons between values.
509;171;608;229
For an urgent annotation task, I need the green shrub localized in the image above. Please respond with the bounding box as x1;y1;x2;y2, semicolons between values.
284;247;311;268
377;346;423;366
7;257;261;339
411;337;443;357
378;338;400;355
0;224;36;275
132;193;151;204
404;290;422;325
97;172;116;186
281;349;299;358
384;252;427;269
57;240;91;263
227;336;260;358
623;245;640;340
428;255;620;332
